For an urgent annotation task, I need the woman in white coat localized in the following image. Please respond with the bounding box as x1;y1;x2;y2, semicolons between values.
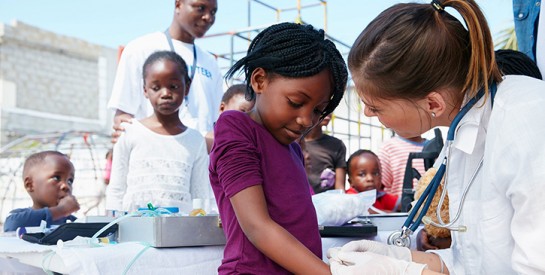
328;0;545;274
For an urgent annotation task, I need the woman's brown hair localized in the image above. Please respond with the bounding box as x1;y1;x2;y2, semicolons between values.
348;0;502;104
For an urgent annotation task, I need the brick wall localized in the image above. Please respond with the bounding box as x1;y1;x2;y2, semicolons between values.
0;21;117;146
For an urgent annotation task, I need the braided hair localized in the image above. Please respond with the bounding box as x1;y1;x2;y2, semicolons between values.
495;49;542;80
225;22;348;119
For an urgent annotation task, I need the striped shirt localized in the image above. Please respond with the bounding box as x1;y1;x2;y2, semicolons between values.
378;136;427;197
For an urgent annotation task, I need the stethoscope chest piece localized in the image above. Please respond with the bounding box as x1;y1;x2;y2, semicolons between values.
387;230;411;248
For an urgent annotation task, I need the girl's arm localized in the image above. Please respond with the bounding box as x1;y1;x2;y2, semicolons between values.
190;138;212;200
334;167;346;190
231;185;330;275
105;127;130;211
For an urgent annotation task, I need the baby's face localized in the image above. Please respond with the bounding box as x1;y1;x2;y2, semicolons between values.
29;154;75;208
348;153;381;192
223;94;255;113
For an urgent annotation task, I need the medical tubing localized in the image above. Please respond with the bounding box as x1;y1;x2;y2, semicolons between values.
91;212;138;241
122;242;152;275
91;207;172;241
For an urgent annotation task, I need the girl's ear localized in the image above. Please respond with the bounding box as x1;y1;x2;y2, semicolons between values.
24;176;34;192
185;79;191;97
219;102;226;112
143;86;150;99
250;68;267;95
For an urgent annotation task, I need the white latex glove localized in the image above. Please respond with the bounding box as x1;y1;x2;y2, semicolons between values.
330;251;426;275
327;247;341;260
340;239;412;261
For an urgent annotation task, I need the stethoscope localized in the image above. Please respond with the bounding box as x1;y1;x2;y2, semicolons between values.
387;83;497;248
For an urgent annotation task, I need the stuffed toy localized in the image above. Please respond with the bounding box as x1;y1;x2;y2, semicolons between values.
414;167;451;240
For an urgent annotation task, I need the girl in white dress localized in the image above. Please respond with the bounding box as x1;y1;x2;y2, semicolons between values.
106;51;210;213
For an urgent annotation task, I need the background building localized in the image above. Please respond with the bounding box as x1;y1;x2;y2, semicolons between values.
0;20;117;146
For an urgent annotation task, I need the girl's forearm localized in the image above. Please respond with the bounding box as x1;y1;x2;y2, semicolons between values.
245;219;330;275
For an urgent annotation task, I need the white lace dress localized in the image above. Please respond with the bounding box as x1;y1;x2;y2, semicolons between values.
105;120;211;213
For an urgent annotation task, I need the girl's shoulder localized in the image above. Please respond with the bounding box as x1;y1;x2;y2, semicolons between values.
216;110;254;129
182;127;205;141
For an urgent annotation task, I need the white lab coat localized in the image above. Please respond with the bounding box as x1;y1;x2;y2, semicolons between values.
429;75;545;275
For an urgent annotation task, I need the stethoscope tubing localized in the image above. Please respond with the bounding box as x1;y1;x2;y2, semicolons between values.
394;83;497;244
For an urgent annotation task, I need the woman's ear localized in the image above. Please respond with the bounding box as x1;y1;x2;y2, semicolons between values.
250;68;267;95
425;91;447;117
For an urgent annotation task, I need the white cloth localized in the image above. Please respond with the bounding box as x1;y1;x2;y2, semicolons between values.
107;32;224;135
105;120;211;213
536;1;545;75
56;242;224;275
428;75;545;274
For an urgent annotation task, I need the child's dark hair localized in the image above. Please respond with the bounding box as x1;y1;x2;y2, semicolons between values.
225;22;348;119
346;149;379;175
495;49;543;80
221;83;252;103
22;151;70;179
348;0;502;105
142;51;190;84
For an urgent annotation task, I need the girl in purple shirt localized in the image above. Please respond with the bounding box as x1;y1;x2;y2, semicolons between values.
209;22;347;274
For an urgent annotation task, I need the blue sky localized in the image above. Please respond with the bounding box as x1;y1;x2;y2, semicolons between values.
0;0;514;54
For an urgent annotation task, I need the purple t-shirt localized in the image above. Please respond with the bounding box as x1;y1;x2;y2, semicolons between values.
209;110;322;274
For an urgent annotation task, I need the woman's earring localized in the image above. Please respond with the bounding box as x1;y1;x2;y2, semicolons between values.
431;112;436;118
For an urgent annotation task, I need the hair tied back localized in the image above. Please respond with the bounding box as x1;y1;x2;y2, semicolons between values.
431;0;445;13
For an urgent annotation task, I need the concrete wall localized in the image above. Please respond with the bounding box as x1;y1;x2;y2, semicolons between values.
0;21;117;146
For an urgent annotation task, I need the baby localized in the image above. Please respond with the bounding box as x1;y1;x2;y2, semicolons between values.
3;151;79;232
345;149;400;212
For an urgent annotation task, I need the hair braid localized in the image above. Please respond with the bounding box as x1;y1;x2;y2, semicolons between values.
225;22;348;119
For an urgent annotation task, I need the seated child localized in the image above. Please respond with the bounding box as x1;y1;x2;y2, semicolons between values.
345;149;400;212
105;51;211;213
3;151;80;232
205;83;256;153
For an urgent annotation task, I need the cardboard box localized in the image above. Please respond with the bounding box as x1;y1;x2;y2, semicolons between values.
118;215;226;247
